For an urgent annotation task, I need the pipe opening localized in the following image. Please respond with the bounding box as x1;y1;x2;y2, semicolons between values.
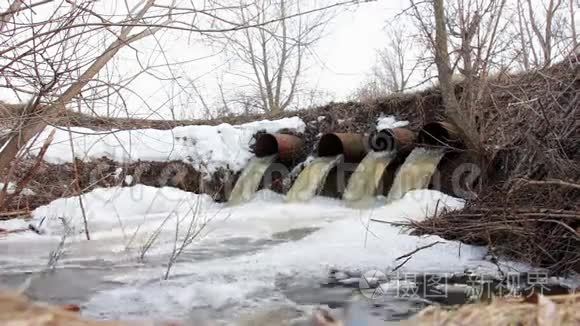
418;122;462;148
317;133;367;162
369;128;416;152
368;129;396;152
254;133;278;157
254;133;304;162
317;134;343;157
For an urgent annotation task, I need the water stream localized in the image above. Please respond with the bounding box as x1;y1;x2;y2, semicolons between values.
386;148;445;203
228;155;277;204
343;151;394;207
0;182;574;325
286;155;342;203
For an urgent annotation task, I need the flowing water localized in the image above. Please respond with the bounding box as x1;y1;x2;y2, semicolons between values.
342;151;394;207
228;155;277;204
286;155;342;202
0;186;572;325
386;148;445;202
1;172;570;326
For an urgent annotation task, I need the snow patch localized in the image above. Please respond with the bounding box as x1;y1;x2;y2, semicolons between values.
0;182;35;195
0;218;30;231
28;117;305;174
124;175;134;186
376;115;409;130
31;185;216;239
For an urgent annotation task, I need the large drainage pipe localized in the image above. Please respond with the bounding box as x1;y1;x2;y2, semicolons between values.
418;121;464;148
254;133;304;162
368;127;416;152
317;133;367;163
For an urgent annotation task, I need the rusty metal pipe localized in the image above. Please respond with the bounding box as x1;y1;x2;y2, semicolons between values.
254;133;304;162
317;133;367;163
418;121;463;148
368;128;416;152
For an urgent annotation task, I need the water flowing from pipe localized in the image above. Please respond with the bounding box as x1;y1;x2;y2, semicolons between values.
343;151;394;207
386;148;445;202
286;155;342;202
228;155;277;205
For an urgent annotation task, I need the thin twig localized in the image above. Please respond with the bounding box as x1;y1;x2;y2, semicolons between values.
515;178;580;190
392;256;412;273
396;241;443;261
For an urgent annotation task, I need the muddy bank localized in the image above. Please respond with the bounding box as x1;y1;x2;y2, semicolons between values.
3;158;235;213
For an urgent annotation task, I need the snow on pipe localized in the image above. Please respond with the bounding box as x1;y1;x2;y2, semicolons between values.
418;121;464;148
254;133;304;162
317;133;367;163
368;127;416;152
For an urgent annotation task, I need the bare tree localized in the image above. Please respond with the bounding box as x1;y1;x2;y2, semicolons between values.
431;0;467;136
377;24;420;93
410;0;574;74
0;0;179;174
513;0;574;68
525;0;564;66
214;0;331;115
569;0;578;52
0;0;357;175
406;0;485;152
354;23;420;101
515;0;534;69
399;0;579;172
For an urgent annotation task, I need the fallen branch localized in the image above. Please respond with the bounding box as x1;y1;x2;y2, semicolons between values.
396;241;443;261
391;241;443;273
392;256;413;273
515;178;580;190
370;218;409;226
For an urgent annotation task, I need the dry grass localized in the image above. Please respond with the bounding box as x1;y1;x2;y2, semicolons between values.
0;291;182;325
411;184;580;274
409;293;580;325
412;58;580;274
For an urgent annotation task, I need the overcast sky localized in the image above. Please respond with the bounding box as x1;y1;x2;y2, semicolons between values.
102;0;409;120
0;1;414;120
2;0;574;121
309;1;405;96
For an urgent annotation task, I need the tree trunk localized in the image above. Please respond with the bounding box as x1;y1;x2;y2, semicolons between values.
432;0;481;153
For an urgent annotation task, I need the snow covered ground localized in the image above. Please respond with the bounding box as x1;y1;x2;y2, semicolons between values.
0;185;530;322
28;117;305;173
